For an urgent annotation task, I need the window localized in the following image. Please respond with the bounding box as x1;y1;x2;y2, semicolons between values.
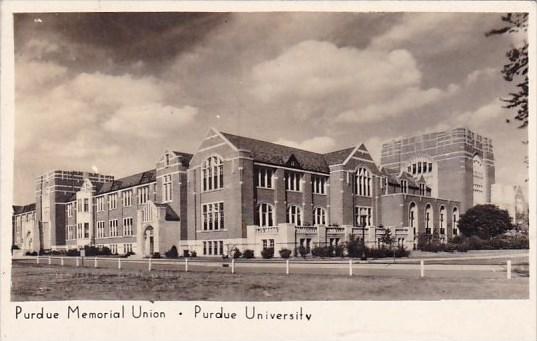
122;190;132;207
313;207;327;225
108;193;118;210
452;207;459;235
83;198;89;212
202;202;224;231
163;175;173;202
409;202;417;228
110;244;117;254
255;167;273;189
329;238;340;246
425;204;433;233
202;156;224;191
473;155;485;204
262;239;275;249
84;223;89;238
202;240;224;256
96;221;106;238
67;225;75;240
287;205;303;225
67;203;74;217
109;219;119;237
256;203;274;227
138;186;149;204
285;171;302;191
355;206;372;227
124;243;133;254
123;217;134;236
312;175;327;194
439;206;446;231
355;168;371;197
77;199;82;212
400;180;408;194
77;223;83;239
419;183;426;196
96;196;106;212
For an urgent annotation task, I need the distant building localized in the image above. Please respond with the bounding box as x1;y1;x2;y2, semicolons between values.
491;184;528;230
12;128;460;256
380;127;495;212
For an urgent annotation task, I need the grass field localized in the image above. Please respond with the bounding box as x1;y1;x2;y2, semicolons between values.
11;262;529;301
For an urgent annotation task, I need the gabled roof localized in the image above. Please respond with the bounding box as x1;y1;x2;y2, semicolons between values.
323;147;356;165
171;151;193;167
13;203;36;215
220;132;331;173
96;169;156;195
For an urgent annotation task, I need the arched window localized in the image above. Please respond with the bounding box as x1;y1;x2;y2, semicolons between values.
439;206;446;234
287;205;303;226
313;207;327;225
473;154;485;204
256;203;274;227
356;168;371;197
409;202;417;229
202;156;224;192
452;207;459;235
425;204;433;234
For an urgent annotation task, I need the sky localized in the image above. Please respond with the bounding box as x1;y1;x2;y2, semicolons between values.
13;12;528;204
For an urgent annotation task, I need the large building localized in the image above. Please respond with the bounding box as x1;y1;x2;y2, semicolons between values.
380;127;495;212
491;184;529;229
13;128;464;257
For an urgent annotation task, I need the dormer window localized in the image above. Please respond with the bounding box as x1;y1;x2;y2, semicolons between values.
419;183;426;196
401;180;408;194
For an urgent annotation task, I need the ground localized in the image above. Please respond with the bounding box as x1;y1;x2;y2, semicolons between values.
11;256;529;301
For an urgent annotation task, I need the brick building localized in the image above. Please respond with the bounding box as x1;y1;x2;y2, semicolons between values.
12;128;463;256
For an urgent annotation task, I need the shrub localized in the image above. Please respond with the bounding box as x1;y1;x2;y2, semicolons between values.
165;245;179;258
297;246;308;258
335;245;345;257
242;249;254;259
261;248;274;259
394;246;410;258
152;252;161;259
279;248;292;258
232;248;242;259
455;243;469;252
66;249;80;257
191;250;197;257
311;246;329;257
121;251;135;258
25;251;38;256
12;245;20;250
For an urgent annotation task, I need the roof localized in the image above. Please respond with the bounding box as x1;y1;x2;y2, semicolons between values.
171;151;193;167
96;169;156;195
323;147;356;165
221;132;331;173
13;203;36;215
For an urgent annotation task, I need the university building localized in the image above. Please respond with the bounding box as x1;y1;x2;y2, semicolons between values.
13;128;480;257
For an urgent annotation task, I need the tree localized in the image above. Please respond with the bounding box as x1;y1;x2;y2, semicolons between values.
486;13;528;128
458;204;513;239
380;228;394;249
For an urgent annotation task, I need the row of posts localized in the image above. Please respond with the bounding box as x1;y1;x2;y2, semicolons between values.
34;256;514;279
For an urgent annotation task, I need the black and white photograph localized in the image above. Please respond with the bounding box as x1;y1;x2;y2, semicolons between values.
1;2;535;341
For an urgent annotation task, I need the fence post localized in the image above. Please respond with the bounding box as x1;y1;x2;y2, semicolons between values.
420;260;425;278
148;257;152;271
349;259;353;277
118;258;121;270
286;259;290;275
61;257;64;267
231;259;235;274
36;255;40;264
185;258;188;272
94;257;98;268
507;260;512;279
76;257;79;267
48;256;52;265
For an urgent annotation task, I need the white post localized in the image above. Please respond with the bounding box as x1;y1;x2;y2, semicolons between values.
148;257;152;271
94;257;98;268
349;259;353;277
231;259;235;274
61;257;64;267
48;256;51;265
420;260;425;278
36;256;40;264
76;257;79;267
118;258;121;270
507;260;512;280
185;258;188;272
286;259;290;275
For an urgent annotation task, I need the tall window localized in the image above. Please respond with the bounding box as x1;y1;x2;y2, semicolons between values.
287;205;303;225
400;180;408;194
109;219;119;237
312;175;327;194
122;190;132;207
419;183;426;196
256;203;274;227
202;156;224;191
409;202;417;229
137;186;149;205
439;206;446;233
67;203;74;217
262;239;275;250
77;199;82;212
473;154;485;204
163;175;173;202
83;198;89;212
67;225;75;240
355;206;372;227
202;202;224;230
313;207;327;225
425;204;433;233
355;168;371;197
285;171;302;192
108;193;118;210
96;221;106;238
255;167;273;189
84;223;90;238
452;207;459;235
77;223;83;239
123;217;134;236
96;196;106;212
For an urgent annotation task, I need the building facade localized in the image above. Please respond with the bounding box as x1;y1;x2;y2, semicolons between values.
380;127;495;212
491;184;529;230
13;128;462;257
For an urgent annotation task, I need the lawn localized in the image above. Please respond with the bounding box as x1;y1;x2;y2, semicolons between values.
11;262;529;301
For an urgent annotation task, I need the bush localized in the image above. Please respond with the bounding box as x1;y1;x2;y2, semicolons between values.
66;249;80;257
25;251;38;256
311;246;329;257
242;249;254;259
232;248;242;259
394;246;410;258
297;246;308;258
152;252;161;259
261;248;274;259
12;245;20;250
165;245;179;258
335;244;345;257
121;251;135;258
279;248;292;258
191;250;197;257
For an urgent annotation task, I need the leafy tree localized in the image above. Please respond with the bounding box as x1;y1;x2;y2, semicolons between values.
486;13;528;128
458;204;513;239
380;228;394;249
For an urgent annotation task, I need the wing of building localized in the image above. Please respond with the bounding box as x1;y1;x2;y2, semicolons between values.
13;127;489;257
